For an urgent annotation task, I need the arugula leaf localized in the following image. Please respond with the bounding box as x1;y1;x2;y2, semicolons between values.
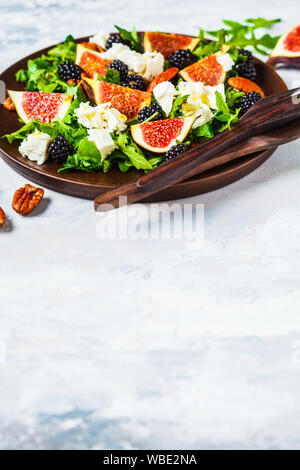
205;17;281;55
97;68;120;85
213;91;240;132
148;155;165;168
245;18;281;29
114;25;143;52
193;123;215;139
193;40;220;59
47;35;77;61
2;121;52;143
169;94;189;118
226;87;244;110
114;132;153;170
59;140;103;173
15;35;78;93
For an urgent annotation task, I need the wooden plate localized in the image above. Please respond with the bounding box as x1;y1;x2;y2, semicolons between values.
0;36;288;201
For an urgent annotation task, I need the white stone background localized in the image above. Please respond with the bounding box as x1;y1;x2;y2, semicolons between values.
0;0;300;450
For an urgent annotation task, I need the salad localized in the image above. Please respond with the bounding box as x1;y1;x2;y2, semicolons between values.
2;19;280;174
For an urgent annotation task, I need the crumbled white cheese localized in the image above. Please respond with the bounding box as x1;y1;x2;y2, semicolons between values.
153;81;176;116
19;130;52;165
178;81;205;102
88;129;116;161
178;81;226;110
99;43;164;81
192;105;214;129
75;102;127;132
100;43;145;72
89;31;110;49
204;84;226;109
142;51;165;81
216;53;235;72
177;81;227;128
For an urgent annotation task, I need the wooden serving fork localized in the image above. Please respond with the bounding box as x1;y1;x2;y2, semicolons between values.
94;88;300;211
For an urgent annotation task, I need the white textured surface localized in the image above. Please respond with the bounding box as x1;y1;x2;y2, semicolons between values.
1;0;300;450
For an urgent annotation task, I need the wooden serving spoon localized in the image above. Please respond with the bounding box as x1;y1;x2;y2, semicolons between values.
94;88;300;211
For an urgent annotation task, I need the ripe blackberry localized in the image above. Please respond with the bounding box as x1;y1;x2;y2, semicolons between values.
108;59;128;81
239;92;262;114
47;135;74;164
168;49;197;69
138;103;165;123
165;144;188;161
123;74;146;91
106;33;131;50
58;62;83;82
238;49;254;62
236;60;257;81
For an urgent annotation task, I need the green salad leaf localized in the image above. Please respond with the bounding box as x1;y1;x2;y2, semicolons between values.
169;94;189;118
97;68;120;85
114;132;153;170
212;91;240;133
16;35;77;93
205;17;281;55
59;139;103;173
114;25;143;52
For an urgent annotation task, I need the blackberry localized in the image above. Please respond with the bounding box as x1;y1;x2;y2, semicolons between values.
108;59;128;81
165;144;188;161
236;60;257;81
138;103;165;123
239;92;262;114
238;49;254;62
106;33;131;50
168;49;197;69
123;74;146;91
58;62;83;82
47;135;74;164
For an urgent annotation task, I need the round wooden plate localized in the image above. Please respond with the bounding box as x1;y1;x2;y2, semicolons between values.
0;36;287;202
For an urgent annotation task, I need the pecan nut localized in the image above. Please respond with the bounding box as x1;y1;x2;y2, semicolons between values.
12;184;44;215
0;207;5;227
3;96;16;111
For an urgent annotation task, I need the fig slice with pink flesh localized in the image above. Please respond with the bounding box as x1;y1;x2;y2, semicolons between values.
268;24;300;68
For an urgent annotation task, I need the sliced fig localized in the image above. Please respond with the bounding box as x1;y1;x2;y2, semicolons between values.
268;24;300;68
8;91;73;124
82;77;151;121
76;44;112;78
143;32;199;59
180;54;226;85
131;117;194;153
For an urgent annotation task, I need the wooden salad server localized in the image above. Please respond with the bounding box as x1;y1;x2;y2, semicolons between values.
94;88;300;211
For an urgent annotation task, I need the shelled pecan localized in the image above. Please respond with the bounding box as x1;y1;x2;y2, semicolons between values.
12;184;44;215
3;97;16;111
0;207;5;227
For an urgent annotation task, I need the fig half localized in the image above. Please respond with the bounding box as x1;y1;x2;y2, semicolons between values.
268;24;300;68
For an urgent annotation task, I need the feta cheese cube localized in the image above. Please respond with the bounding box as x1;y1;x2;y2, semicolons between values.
88;129;116;161
75;102;127;132
142;52;164;81
19;130;52;165
204;84;226;109
153;81;176;116
216;53;235;72
99;43;164;80
89;31;110;49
